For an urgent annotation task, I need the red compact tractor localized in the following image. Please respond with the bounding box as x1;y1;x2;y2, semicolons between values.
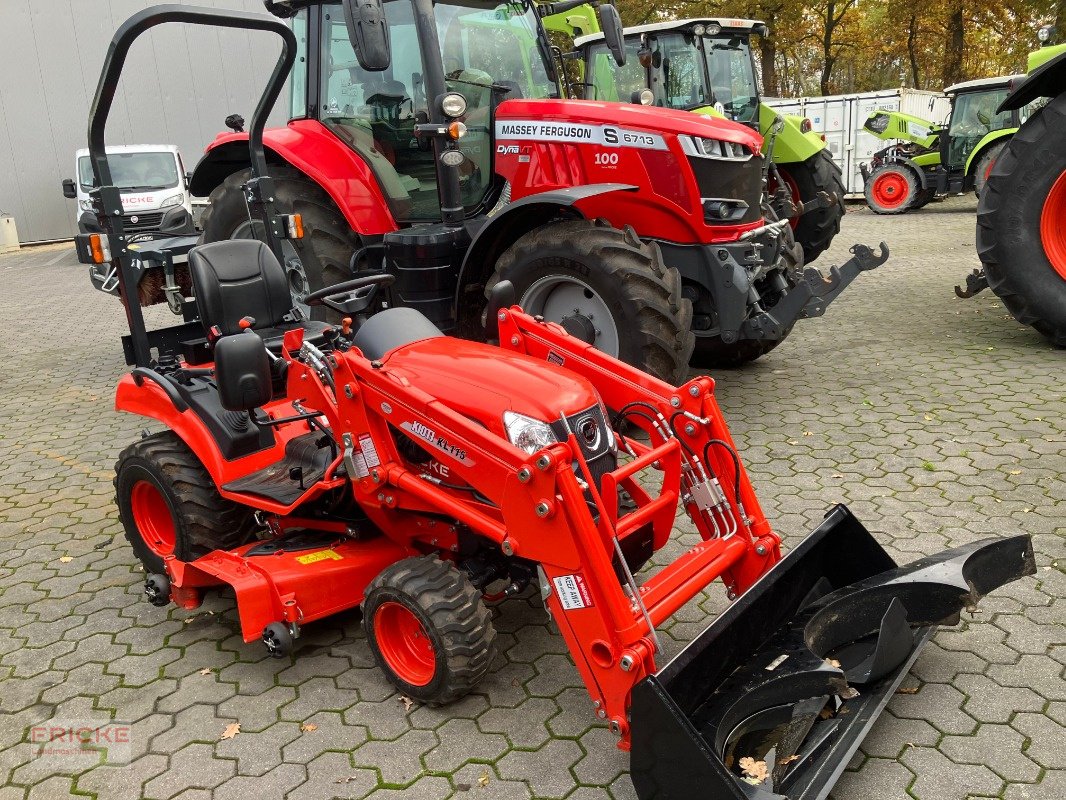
77;8;1036;799
89;0;884;378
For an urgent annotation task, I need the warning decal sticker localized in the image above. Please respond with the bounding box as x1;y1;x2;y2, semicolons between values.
553;574;594;610
359;434;380;468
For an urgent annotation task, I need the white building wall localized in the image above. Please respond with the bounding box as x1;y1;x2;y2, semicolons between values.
0;0;291;242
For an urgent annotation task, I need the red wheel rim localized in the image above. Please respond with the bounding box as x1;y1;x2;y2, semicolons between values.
872;171;909;209
130;481;176;557
1041;170;1066;281
768;168;801;230
375;602;436;686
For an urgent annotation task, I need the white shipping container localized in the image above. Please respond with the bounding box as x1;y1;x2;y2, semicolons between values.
765;89;951;196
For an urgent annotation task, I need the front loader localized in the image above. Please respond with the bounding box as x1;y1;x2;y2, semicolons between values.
78;7;1036;799
87;0;884;376
567;17;847;266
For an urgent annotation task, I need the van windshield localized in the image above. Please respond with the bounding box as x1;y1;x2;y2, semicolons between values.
78;152;180;192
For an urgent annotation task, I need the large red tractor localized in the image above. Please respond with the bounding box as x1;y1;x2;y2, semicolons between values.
110;0;883;376
78;7;1035;799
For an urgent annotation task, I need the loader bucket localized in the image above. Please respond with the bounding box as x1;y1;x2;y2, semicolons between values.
630;504;1035;800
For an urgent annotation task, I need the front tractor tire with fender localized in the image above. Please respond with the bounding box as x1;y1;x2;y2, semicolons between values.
114;432;259;574
487;219;694;384
865;164;920;214
363;556;496;706
199;165;360;321
976;93;1066;346
776;149;846;264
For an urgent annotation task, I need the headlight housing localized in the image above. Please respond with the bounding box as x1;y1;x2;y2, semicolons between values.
159;194;184;209
441;92;468;118
503;411;558;454
78;199;94;211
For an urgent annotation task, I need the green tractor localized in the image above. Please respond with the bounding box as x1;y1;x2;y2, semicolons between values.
566;17;846;265
859;75;1043;214
963;29;1066;345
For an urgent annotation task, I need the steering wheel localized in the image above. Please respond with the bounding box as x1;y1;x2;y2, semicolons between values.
305;273;396;317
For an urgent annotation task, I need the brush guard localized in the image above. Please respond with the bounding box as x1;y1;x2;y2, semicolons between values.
630;506;1035;800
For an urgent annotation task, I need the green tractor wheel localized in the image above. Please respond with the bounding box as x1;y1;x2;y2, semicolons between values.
865;164;920;214
775;150;846;264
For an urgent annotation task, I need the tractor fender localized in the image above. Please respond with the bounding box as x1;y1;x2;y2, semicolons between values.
999;49;1066;111
115;375;285;489
453;183;637;327
188;120;399;236
965;129;1016;176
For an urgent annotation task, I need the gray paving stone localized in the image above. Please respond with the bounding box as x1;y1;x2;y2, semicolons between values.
939;725;1041;783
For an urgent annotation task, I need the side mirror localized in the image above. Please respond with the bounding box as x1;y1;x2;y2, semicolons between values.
62;178;77;199
597;4;626;67
342;0;391;72
214;333;273;412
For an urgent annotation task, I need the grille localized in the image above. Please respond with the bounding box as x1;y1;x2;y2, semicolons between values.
687;155;764;226
122;211;164;233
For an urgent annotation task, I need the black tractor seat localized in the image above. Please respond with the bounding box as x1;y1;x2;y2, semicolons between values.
188;239;330;353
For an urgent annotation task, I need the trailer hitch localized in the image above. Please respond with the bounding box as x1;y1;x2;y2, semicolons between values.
630;505;1035;800
800;242;890;317
954;268;989;299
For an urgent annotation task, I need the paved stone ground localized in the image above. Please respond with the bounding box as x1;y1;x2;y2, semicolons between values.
0;195;1062;800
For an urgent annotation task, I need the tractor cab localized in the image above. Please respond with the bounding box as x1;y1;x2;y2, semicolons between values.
939;76;1028;193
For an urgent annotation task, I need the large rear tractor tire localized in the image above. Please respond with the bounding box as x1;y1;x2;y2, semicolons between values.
199;166;360;321
775;149;846;264
690;217;801;369
487;219;694;384
114;432;259;573
363;556;496;706
865;164;920;214
976;94;1066;346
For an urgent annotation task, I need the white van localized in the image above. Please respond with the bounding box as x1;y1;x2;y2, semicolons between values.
62;144;196;236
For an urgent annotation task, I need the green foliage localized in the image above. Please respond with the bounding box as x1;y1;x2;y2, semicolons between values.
615;0;1058;96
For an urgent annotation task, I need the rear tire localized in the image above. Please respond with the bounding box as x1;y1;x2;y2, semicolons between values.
865;164;919;214
776;150;846;264
363;556;495;706
976;95;1066;346
973;140;1007;199
487;219;694;384
199;166;360;321
115;432;258;573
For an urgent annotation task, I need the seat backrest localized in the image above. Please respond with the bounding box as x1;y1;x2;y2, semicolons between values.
188;240;292;336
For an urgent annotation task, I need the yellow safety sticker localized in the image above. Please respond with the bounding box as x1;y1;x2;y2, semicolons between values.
295;549;343;565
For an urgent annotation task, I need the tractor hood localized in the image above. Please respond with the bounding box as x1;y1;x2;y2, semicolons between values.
496;98;764;154
379;336;602;435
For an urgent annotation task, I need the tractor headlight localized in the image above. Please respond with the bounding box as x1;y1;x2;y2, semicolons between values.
692;24;706;37
504;411;558;454
441;92;468;118
159;194;184;209
1038;24;1055;44
638;88;654;105
79;199;94;211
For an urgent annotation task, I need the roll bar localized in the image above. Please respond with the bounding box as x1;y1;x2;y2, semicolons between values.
85;4;297;367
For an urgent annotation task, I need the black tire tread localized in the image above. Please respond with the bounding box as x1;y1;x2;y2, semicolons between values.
779;149;846;263
364;556;495;706
976;96;1066;346
487;219;694;384
114;431;258;569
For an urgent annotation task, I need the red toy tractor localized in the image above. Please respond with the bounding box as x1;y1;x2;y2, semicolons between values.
88;0;881;378
78;9;1035;799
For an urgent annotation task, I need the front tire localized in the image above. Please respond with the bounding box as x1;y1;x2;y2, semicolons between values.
487;219;694;384
114;432;258;573
865;164;920;214
776;150;846;264
199;166;360;321
976;95;1066;346
363;556;495;706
